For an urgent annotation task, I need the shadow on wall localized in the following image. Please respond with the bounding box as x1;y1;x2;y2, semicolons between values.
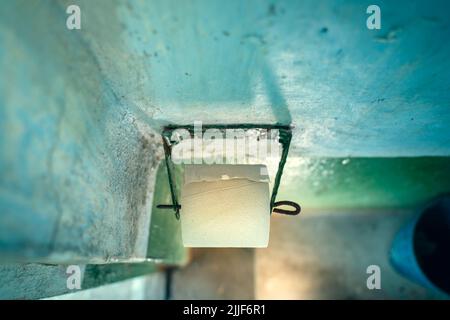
117;0;292;125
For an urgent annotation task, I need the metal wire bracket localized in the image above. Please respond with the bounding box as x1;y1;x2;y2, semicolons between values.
157;124;301;219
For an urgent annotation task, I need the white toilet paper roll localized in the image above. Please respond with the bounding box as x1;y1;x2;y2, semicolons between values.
180;164;270;248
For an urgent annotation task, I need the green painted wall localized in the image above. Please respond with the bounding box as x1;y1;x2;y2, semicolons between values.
279;157;450;209
147;162;187;265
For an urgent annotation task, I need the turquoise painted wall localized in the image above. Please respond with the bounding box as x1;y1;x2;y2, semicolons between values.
0;1;163;263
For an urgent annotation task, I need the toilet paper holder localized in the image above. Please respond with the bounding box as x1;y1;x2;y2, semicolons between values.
157;124;301;220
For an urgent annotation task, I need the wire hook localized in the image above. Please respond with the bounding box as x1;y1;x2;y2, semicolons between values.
272;201;301;215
